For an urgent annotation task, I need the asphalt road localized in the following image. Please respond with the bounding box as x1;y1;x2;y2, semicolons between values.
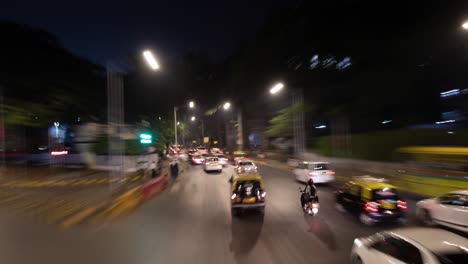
0;163;422;264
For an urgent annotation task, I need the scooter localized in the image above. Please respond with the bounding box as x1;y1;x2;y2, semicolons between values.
299;188;320;215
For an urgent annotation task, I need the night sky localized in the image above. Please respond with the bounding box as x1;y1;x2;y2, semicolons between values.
1;0;293;64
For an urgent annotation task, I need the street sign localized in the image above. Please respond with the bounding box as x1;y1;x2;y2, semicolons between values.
139;133;153;144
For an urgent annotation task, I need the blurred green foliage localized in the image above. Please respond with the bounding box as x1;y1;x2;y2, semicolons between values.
265;102;308;137
92;137;144;155
312;129;468;161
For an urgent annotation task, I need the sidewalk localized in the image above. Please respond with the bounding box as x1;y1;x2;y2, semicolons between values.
0;161;190;229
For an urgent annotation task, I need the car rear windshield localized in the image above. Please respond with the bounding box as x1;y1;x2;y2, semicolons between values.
435;252;468;264
235;180;262;192
309;163;329;170
239;162;254;166
372;188;398;200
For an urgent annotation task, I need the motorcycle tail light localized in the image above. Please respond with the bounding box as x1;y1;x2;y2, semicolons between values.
397;200;407;210
364;202;379;213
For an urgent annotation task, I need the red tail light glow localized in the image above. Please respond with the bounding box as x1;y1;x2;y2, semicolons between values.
261;192;266;198
364;202;379;213
397;200;407;210
327;171;336;175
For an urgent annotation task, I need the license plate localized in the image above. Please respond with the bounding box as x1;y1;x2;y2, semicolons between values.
243;197;256;203
381;201;396;209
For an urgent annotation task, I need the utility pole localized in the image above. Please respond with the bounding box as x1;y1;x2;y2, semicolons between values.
107;63;125;193
0;86;5;173
237;110;243;151
174;107;178;146
292;89;305;154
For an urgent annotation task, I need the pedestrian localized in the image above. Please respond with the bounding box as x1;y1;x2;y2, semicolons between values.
144;147;160;179
170;158;179;182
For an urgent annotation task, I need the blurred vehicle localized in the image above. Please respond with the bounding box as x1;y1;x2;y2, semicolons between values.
210;148;223;154
416;190;468;233
235;160;258;174
335;176;408;225
188;149;197;157
299;182;319;215
213;153;228;166
191;154;205;165
351;227;468;264
204;156;222;172
293;161;335;184
231;150;248;163
197;146;208;155
229;173;266;216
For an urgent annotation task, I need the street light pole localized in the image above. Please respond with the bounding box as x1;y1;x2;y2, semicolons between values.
174;106;178;146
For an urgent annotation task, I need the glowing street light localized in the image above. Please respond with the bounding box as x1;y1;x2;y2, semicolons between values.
191;116;196;121
269;82;284;94
142;50;160;70
189;101;195;108
223;102;231;110
177;121;180;125
462;21;468;30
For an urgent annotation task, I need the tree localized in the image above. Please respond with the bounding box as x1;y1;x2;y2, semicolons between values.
0;21;106;126
265;102;307;137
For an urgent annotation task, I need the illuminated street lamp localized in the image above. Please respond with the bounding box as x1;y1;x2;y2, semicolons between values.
462;21;468;30
269;82;284;94
191;116;196;121
142;50;160;70
174;101;196;145
223;102;231;110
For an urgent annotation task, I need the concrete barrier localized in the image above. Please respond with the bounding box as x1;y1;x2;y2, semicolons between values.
142;174;168;200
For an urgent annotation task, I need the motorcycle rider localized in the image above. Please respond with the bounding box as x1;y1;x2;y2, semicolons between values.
301;178;319;210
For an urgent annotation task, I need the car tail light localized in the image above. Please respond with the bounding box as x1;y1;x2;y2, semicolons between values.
364;202;379;213
397;200;407;210
51;150;68;156
327;171;336;175
261;191;266;198
231;193;237;200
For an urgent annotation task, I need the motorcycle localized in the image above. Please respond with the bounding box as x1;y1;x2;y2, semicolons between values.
299;187;320;215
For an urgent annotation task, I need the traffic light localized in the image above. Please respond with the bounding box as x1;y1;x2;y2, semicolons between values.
139;133;153;144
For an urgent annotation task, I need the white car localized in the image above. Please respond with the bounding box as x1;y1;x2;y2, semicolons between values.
213;154;228;166
293;161;335;184
416;190;468;233
204;157;222;172
351;227;468;264
236;160;258;174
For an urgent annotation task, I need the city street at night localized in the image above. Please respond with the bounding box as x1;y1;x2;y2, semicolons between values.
0;163;423;264
1;1;468;263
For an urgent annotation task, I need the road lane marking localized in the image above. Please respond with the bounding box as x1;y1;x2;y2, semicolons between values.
60;207;97;228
